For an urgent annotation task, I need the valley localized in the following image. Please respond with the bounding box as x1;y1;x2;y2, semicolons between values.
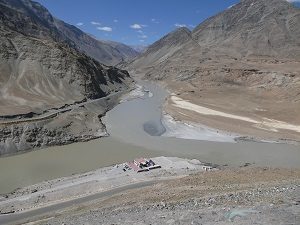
0;82;300;195
0;0;299;224
128;0;300;141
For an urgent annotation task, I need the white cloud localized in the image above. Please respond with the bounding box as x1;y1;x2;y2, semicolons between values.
91;21;101;26
76;22;84;26
151;18;160;24
138;34;148;39
113;19;118;23
130;23;147;29
97;26;113;32
189;24;196;28
175;23;187;28
139;39;145;42
137;30;143;34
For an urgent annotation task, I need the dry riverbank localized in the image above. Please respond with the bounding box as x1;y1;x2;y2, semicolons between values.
163;84;300;144
0;91;125;156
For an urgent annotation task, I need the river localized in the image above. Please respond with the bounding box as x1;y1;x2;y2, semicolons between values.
0;81;299;194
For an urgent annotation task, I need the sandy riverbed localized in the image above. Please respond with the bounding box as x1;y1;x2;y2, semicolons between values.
170;95;300;134
162;113;237;143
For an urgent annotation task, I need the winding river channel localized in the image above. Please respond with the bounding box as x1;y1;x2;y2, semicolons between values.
0;81;299;194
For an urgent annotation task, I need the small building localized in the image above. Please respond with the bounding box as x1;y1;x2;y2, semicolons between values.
202;165;213;171
125;158;161;172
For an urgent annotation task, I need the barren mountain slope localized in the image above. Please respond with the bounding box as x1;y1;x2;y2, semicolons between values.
0;0;133;116
55;20;139;65
0;0;135;154
0;0;139;66
130;27;193;73
128;0;300;141
192;0;300;58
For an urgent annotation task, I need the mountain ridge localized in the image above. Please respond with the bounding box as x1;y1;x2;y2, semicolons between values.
129;0;300;77
192;0;300;58
0;0;139;66
54;19;139;65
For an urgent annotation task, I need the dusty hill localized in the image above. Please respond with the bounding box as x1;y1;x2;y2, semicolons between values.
128;0;300;141
0;0;133;116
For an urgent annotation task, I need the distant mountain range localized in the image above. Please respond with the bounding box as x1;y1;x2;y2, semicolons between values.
129;0;300;77
0;0;134;116
130;45;148;53
55;20;139;65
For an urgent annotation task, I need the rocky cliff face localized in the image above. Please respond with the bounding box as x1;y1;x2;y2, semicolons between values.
0;95;121;156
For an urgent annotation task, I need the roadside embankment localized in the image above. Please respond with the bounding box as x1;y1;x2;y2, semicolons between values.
0;157;209;215
19;167;300;225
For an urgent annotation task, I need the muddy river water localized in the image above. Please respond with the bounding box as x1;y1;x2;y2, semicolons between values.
0;81;299;194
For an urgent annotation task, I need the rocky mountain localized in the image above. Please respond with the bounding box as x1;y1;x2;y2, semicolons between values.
0;0;139;66
54;21;139;65
192;0;300;59
130;45;148;53
130;27;193;73
128;0;300;141
129;0;300;74
0;0;136;154
0;0;133;116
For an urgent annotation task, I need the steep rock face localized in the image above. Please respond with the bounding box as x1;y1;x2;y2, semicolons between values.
0;0;133;116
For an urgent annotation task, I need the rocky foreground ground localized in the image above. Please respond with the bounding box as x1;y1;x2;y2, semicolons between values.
31;167;300;225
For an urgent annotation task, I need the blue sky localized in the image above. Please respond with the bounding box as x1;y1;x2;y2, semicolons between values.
34;0;284;46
